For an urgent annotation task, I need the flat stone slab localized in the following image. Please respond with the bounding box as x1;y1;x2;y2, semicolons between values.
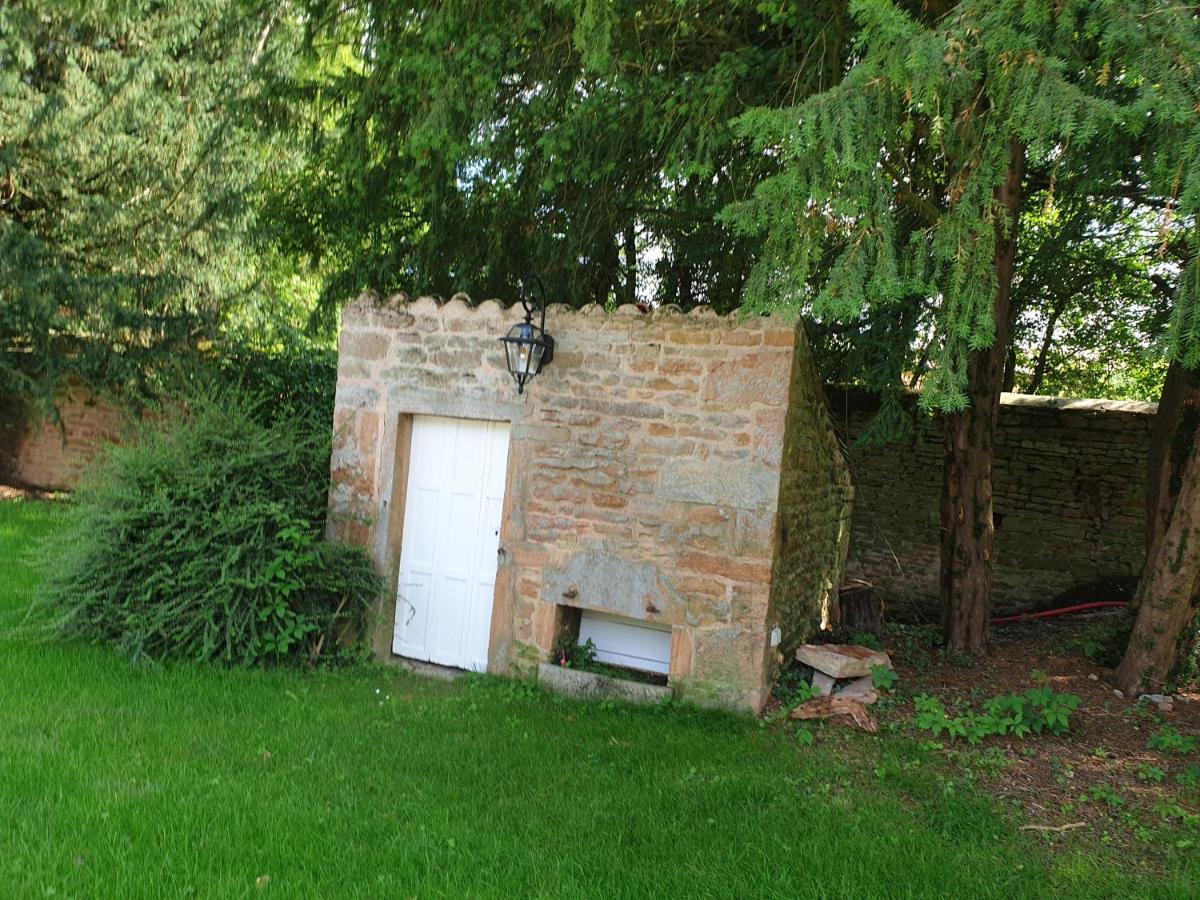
796;644;891;679
538;662;673;705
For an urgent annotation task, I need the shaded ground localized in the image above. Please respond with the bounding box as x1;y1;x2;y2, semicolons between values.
883;619;1200;835
775;614;1200;868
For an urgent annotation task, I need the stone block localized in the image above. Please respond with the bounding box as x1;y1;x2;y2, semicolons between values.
658;458;780;511
795;644;891;679
340;331;390;361
812;672;836;696
537;663;673;704
704;352;791;407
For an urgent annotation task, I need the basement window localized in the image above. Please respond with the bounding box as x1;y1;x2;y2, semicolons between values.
577;610;671;681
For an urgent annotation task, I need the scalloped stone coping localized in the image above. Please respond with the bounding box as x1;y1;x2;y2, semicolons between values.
344;290;798;324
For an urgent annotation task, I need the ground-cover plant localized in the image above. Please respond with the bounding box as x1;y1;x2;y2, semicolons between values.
1148;725;1199;756
773;663;825;706
871;664;899;693
913;688;1082;745
1065;613;1134;669
1138;764;1168;784
39;391;380;665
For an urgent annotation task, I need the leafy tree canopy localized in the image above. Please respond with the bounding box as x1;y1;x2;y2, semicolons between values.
1009;192;1173;401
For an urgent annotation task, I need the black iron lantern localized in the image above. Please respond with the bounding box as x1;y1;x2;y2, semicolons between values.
501;276;554;394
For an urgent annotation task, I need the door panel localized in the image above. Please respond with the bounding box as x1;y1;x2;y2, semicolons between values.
394;415;510;670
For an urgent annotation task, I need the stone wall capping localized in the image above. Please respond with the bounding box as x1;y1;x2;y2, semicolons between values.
998;391;1157;416
406;295;442;316
473;299;507;317
829;382;1157;417
438;295;473;317
346;289;816;328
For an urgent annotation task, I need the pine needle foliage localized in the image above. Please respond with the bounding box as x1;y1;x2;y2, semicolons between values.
41;392;380;667
0;1;304;410
725;0;1200;411
271;0;852;314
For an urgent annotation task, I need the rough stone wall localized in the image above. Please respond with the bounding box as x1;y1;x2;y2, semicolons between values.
768;333;854;672
0;385;127;490
831;387;1156;620
329;292;848;710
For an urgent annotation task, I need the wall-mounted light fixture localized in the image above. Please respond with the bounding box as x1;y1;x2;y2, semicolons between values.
501;276;554;394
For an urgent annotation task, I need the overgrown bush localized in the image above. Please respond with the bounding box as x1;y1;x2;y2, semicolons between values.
209;340;337;435
42;391;381;666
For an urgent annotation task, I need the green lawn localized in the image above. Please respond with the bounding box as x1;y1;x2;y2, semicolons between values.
0;499;1193;898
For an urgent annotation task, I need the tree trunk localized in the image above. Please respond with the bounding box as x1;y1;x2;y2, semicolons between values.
1146;361;1197;558
622;224;637;304
1026;296;1069;395
1113;369;1200;694
940;138;1025;655
1002;347;1017;393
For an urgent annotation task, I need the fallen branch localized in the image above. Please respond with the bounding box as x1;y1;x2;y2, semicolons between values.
790;696;879;733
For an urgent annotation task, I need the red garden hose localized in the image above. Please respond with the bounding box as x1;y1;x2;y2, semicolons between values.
991;600;1127;626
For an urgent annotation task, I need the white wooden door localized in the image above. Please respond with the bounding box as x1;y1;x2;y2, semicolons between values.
393;415;510;671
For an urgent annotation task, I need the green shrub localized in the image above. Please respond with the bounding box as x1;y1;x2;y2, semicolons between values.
210;340;337;435
42;391;380;666
551;634;598;669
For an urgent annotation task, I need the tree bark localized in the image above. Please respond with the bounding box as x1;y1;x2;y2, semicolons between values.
1026;296;1069;395
1146;361;1196;558
940;138;1025;655
1113;368;1200;693
1002;347;1017;393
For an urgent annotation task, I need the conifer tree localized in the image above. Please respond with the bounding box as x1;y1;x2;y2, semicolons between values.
726;0;1200;655
0;0;302;409
271;0;851;316
1118;360;1200;693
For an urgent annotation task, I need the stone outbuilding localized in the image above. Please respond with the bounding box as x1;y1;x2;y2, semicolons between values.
328;292;852;710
